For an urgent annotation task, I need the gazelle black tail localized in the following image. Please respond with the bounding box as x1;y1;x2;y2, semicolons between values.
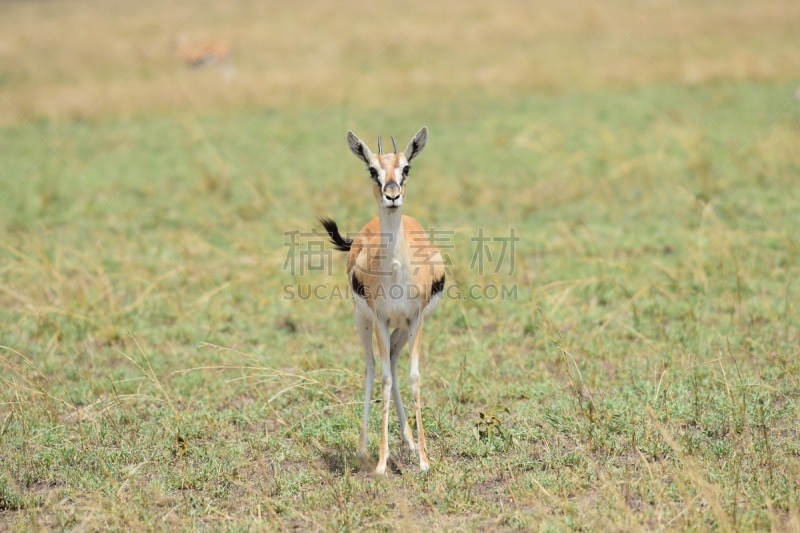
318;218;352;252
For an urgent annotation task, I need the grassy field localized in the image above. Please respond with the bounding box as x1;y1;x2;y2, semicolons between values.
2;0;800;530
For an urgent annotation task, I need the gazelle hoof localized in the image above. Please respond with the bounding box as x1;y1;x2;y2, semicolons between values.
375;464;388;476
357;430;369;458
419;460;429;472
402;423;416;452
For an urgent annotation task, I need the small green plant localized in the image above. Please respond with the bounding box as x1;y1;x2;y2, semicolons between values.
473;406;512;446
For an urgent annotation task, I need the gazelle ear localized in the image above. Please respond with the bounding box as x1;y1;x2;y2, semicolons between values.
347;130;373;165
404;126;428;162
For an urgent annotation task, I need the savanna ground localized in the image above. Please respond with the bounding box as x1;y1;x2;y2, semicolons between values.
2;0;800;530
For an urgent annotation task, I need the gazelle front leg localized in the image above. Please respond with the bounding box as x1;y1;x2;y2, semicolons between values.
355;308;375;458
390;328;415;452
408;315;429;471
374;318;393;475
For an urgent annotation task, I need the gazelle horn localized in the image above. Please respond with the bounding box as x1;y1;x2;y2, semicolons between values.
377;136;383;155
391;136;398;154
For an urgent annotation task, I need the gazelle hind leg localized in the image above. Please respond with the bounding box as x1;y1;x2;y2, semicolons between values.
389;328;415;452
408;317;429;471
355;308;374;458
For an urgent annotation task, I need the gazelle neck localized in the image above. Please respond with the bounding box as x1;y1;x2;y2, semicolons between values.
378;206;405;269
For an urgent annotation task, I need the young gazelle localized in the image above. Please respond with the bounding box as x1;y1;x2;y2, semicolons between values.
321;127;445;475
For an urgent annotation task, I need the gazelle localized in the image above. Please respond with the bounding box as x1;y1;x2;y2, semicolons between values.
320;127;445;475
174;36;236;79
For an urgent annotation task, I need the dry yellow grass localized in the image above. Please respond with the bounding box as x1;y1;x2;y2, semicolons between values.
1;0;799;124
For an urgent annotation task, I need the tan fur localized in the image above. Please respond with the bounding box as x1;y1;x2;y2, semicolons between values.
347;215;445;305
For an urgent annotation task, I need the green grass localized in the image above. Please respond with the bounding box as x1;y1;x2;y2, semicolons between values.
2;81;800;530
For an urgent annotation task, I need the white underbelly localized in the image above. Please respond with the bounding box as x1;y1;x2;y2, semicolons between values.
374;294;420;328
353;280;422;328
351;253;440;328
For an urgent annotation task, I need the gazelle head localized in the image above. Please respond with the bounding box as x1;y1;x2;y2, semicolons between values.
347;127;428;211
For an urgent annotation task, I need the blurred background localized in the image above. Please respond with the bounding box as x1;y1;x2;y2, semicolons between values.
2;0;799;123
3;0;800;529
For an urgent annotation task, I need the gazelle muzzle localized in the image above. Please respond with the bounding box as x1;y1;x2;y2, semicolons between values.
383;182;402;202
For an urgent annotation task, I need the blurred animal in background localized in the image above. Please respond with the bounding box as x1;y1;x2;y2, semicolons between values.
174;35;236;80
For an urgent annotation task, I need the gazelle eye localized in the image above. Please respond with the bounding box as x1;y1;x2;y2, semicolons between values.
368;168;378;180
403;166;410;175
